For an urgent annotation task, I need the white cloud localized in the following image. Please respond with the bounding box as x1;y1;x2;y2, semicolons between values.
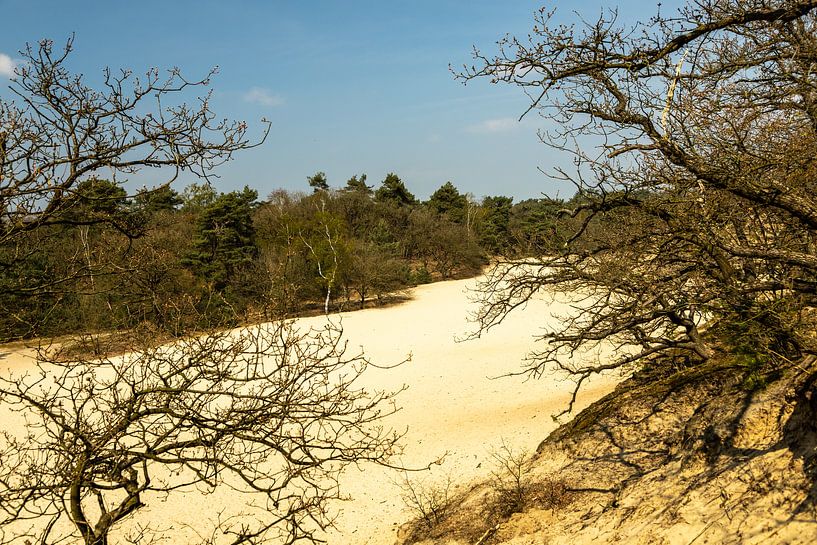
243;87;284;107
0;53;16;77
466;117;518;134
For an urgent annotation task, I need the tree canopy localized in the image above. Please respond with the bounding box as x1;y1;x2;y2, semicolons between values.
460;0;817;410
307;171;330;193
427;181;467;223
375;173;417;206
344;173;372;194
134;185;183;216
186;186;259;290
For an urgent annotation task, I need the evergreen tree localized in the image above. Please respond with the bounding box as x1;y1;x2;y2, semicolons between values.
186;187;259;290
135;185;183;215
480;195;513;254
344;173;372;194
509;198;566;253
374;173;416;206
72;178;128;215
64;178;143;237
427;181;467;222
307;171;329;193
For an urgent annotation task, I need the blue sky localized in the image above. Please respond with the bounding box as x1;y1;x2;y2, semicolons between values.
0;1;676;201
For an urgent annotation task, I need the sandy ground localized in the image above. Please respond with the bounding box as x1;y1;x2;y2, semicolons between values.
0;276;620;545
312;278;619;545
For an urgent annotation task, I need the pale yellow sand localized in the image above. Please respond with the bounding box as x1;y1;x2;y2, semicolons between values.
0;276;619;545
310;278;618;545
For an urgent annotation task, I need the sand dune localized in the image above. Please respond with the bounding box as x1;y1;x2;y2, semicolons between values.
301;278;619;544
0;276;620;545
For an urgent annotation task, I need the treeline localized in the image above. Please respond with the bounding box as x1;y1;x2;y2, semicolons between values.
0;171;579;340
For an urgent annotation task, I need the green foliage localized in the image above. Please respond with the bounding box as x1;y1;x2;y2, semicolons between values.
508;197;566;254
714;297;801;391
412;267;433;284
307;171;329;193
114;211;200;332
427;181;467;223
253;194;355;313
332;189;378;239
72;178;128;215
479;195;513;254
375;172;417;206
343;240;410;306
298;207;352;302
185;187;259;291
344;173;372;194
0;234;64;338
404;207;485;278
59;178;145;236
134;185;183;216
181;182;218;212
0;167;512;340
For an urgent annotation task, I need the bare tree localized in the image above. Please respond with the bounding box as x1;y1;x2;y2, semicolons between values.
0;36;267;239
0;37;406;545
459;0;817;411
0;36;269;339
0;320;402;545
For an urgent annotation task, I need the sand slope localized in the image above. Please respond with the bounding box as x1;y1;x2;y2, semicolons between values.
0;276;619;545
305;278;618;545
397;353;817;545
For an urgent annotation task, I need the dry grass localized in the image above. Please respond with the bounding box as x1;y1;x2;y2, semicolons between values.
398;354;817;545
398;445;573;545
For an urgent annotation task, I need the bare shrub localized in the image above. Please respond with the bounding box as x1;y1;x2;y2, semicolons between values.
489;441;532;516
528;477;571;510
488;441;571;519
398;471;456;530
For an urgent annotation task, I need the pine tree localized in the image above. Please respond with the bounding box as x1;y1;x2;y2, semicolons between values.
427;181;467;222
374;173;416;206
186;187;259;290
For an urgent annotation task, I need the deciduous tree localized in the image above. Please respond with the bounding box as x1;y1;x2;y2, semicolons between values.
0;321;402;545
0;37;267;245
460;0;817;410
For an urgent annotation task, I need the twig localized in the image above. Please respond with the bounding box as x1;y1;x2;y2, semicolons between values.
475;524;500;545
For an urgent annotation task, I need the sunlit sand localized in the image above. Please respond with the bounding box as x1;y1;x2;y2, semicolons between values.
0;276;619;545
